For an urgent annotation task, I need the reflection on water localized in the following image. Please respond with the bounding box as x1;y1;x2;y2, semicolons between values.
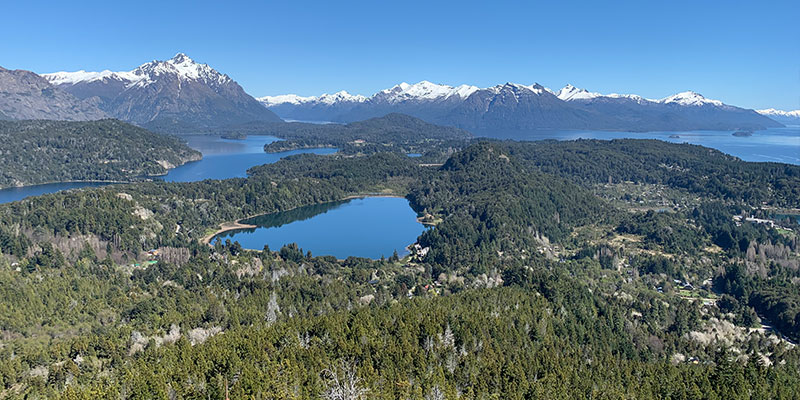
239;200;351;229
214;197;427;259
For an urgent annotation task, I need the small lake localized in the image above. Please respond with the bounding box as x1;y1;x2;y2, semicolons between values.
0;135;336;203
213;197;427;259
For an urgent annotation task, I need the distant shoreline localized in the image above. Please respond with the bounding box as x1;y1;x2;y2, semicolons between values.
0;179;130;191
0;155;202;191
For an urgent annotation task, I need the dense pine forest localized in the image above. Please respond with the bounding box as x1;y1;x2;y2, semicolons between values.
0;138;798;398
0;120;201;189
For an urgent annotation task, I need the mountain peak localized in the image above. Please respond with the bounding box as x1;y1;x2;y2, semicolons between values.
42;54;279;130
557;84;602;101
170;52;193;64
376;80;478;102
660;91;723;107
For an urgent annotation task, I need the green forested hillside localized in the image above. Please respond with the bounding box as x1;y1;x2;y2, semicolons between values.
0;119;201;189
0;140;798;398
252;113;471;157
505;139;800;206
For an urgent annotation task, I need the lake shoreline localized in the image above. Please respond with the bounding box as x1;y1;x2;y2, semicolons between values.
0;179;130;191
202;220;259;245
0;153;204;191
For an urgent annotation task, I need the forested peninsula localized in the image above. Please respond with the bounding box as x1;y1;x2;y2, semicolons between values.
0;119;201;189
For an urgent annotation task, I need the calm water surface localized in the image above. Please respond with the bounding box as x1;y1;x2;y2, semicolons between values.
478;126;800;165
1;128;797;203
0;182;111;204
0;135;336;203
161;135;336;182
214;197;427;259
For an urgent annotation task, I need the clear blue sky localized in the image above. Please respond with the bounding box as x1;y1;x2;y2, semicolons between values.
3;0;798;110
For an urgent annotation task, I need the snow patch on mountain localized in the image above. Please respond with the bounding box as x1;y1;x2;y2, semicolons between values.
258;91;366;107
377;81;479;103
556;84;602;101
756;108;800;118
44;69;144;86
257;94;314;107
318;91;367;105
659;91;723;107
556;84;657;103
261;81;738;114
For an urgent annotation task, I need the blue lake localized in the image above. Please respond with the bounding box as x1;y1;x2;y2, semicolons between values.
0;135;336;203
1;127;798;204
0;181;112;204
213;197;427;259
161;135;337;182
478;126;800;165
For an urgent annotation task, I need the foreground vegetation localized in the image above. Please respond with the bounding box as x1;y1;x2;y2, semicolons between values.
0;139;798;398
0;119;200;189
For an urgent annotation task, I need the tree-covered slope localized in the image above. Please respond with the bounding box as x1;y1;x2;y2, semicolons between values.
505;139;800;207
0;119;201;188
0;140;798;397
246;113;471;155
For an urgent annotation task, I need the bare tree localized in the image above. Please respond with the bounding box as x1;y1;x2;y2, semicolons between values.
425;385;445;400
319;360;369;400
266;292;280;325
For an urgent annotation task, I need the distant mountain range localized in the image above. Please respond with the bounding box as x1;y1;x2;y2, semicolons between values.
1;53;791;135
259;81;783;134
43;53;281;132
756;108;800;125
0;66;107;121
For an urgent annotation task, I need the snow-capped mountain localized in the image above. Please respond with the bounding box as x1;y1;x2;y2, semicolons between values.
0;66;107;121
555;85;778;132
258;91;366;107
258;81;477;109
371;81;479;103
259;81;781;133
756;108;800;124
44;53;281;132
659;91;725;107
556;84;602;101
